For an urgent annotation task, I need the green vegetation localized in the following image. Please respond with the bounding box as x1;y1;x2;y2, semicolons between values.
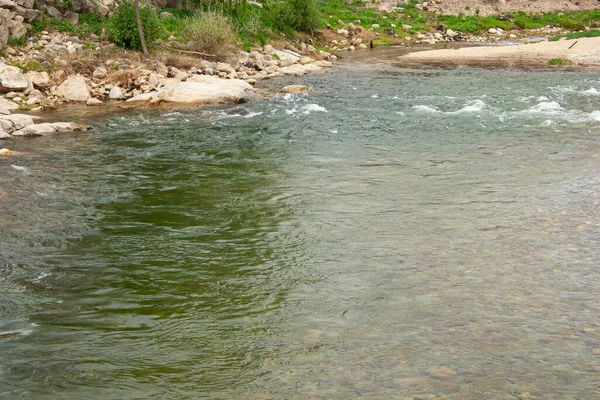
107;2;162;51
549;29;600;41
181;12;238;59
271;0;320;33
15;60;45;72
439;9;600;34
7;37;26;47
548;57;572;65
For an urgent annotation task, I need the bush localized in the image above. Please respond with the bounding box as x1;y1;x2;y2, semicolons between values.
181;12;238;60
108;2;162;51
271;0;319;34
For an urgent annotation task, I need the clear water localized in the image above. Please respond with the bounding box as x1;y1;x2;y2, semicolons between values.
1;58;600;399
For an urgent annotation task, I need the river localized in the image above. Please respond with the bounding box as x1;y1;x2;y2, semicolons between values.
1;51;600;399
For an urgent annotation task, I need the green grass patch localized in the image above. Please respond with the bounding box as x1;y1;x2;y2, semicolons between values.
438;14;515;33
548;57;572;65
7;37;26;47
548;29;600;41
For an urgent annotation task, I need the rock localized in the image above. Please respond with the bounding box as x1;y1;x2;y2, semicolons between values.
371;24;380;29
299;56;313;65
272;49;300;66
281;85;309;94
307;44;317;53
314;60;333;68
277;63;323;76
160;11;173;18
446;29;457;38
12;122;91;137
126;75;259;106
0;96;18;110
55;75;90;102
9;16;27;39
0;63;28;92
0;113;37;132
86;97;102;105
0;25;8;48
108;86;123;100
27;71;50;89
426;366;457;380
92;66;107;79
263;44;273;54
0;147;14;154
358;43;368;49
215;62;235;74
0;0;16;8
46;6;62;20
64;10;79;25
336;29;349;36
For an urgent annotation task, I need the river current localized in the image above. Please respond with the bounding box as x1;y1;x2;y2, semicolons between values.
1;53;600;399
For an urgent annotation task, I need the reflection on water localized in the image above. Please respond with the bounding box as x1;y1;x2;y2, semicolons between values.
1;60;600;399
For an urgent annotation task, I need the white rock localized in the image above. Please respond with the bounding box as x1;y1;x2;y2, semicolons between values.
0;96;18;110
55;75;90;102
27;71;51;89
0;63;28;92
12;122;90;137
86;97;102;105
126;75;259;105
446;29;457;38
108;86;123;100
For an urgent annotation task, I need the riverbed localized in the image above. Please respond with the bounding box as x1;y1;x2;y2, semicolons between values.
1;51;600;399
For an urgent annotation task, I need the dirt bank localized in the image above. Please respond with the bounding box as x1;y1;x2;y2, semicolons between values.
399;36;600;69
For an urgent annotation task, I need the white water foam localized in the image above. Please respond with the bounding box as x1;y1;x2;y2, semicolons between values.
582;88;600;95
412;99;487;115
302;104;327;114
11;165;29;172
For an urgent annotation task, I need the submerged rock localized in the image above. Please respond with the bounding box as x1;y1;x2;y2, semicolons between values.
126;75;259;106
281;85;310;94
12;122;91;137
0;148;14;155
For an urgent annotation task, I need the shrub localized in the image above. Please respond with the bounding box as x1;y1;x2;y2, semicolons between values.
548;58;572;66
108;2;162;51
181;12;238;60
271;0;320;34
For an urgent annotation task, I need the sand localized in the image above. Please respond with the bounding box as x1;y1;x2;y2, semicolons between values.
399;36;600;69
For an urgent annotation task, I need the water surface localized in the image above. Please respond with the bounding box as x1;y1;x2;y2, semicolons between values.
1;56;600;399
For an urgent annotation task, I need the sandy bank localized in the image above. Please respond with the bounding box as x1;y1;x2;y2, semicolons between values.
399;37;600;70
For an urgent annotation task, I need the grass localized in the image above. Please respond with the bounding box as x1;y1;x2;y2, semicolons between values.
549;29;600;41
548;57;572;65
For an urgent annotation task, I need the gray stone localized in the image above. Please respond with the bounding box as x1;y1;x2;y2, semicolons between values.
281;85;309;94
0;113;37;132
46;6;62;20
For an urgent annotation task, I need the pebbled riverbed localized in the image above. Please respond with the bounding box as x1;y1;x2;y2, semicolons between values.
1;53;600;399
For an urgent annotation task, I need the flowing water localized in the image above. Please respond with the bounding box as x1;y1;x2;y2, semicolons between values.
1;53;600;399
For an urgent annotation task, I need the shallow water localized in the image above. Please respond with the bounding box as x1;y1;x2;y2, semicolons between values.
1;56;600;399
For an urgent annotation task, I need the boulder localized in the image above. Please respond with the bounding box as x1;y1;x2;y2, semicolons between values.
0;63;28;92
0;129;10;139
15;0;33;8
55;75;90;102
127;75;259;106
27;71;51;89
12;122;91;137
0;0;16;9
